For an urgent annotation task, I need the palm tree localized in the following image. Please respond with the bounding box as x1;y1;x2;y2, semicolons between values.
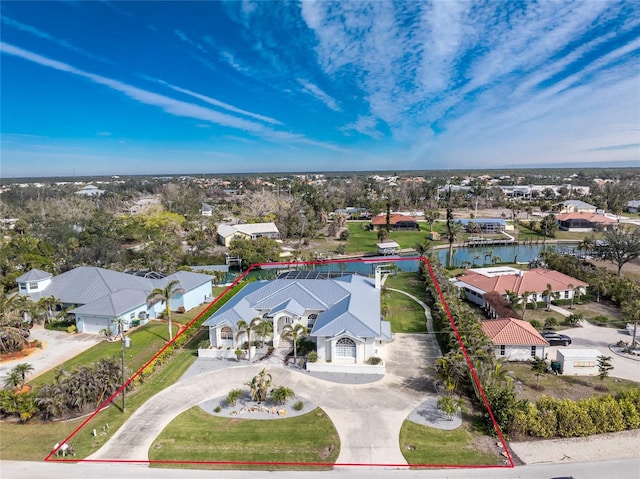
518;291;537;320
236;317;261;361
280;323;308;366
246;368;272;403
446;221;464;268
253;319;274;348
622;298;640;348
36;295;61;325
566;283;575;309
13;363;34;385
2;370;22;391
542;283;558;312
146;279;185;341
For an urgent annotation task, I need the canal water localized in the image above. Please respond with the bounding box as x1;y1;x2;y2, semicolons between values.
239;243;580;278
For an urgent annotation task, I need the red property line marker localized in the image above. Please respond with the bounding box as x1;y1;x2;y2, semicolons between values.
46;257;514;469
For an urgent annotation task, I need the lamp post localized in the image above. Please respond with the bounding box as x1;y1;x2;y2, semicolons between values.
120;323;131;412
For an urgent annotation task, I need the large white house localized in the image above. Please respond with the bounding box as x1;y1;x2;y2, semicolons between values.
202;272;391;371
451;266;588;311
16;267;212;334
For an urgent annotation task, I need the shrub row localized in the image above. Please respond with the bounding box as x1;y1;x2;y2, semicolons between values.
511;390;640;438
134;280;249;384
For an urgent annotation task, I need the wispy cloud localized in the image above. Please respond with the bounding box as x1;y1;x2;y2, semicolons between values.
0;42;338;151
297;79;340;111
1;15;113;64
147;77;283;125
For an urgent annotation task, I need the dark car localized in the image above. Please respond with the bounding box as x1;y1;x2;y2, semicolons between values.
541;331;572;346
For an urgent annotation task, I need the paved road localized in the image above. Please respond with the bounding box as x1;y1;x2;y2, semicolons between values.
2;458;639;479
0;326;101;380
545;320;640;382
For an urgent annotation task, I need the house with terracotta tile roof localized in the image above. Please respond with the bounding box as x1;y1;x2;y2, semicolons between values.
370;213;419;231
450;266;588;311
481;317;549;361
555;212;616;232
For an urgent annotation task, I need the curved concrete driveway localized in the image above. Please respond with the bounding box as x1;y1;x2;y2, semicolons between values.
88;363;427;465
88;290;443;466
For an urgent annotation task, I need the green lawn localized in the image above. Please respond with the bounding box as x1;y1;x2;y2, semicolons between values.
29;321;179;388
382;272;428;333
0;317;209;461
384;272;426;298
346;223;446;254
383;290;427;333
400;416;501;466
149;407;339;469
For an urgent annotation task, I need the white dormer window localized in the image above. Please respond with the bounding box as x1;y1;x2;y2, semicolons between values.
29;282;38;290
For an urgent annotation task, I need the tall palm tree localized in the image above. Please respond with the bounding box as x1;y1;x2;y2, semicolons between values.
280;323;308;365
518;291;537;320
236;317;261;361
253;319;274;348
542;283;558;312
146;279;184;341
622;298;640;348
566;283;575;309
446;221;464;268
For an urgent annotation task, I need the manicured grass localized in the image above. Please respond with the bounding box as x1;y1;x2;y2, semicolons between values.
400;416;500;466
0;337;201;461
383;290;427;333
506;362;639;402
384;272;426;299
149;406;340;469
346;223;447;254
382;273;428;333
0;318;207;462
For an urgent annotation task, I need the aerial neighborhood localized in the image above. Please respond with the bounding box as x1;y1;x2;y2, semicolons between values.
1;168;639;470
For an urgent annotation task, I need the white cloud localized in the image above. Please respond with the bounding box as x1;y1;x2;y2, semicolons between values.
0;42;341;152
297;79;340;111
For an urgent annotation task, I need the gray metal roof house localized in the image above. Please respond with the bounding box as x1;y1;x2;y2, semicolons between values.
17;266;212;334
202;273;391;371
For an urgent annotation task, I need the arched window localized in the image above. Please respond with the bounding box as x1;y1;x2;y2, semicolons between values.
220;327;233;340
336;337;356;359
307;313;318;329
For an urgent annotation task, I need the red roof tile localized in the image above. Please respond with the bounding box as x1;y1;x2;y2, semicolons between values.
481;318;549;346
371;214;418;225
555;212;616;223
456;268;587;295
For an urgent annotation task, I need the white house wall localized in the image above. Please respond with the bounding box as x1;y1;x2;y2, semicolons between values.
177;282;211;311
496;345;545;361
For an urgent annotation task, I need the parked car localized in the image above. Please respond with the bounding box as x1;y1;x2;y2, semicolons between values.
541;331;572;346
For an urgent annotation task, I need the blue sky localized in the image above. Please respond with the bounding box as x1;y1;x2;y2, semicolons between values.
1;1;639;177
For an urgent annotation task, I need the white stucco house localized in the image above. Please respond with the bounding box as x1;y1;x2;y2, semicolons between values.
481;318;549;361
16;267;212;335
451;266;588;312
201;272;392;373
217;222;281;247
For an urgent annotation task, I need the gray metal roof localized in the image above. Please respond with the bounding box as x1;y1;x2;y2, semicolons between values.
203;274;385;340
70;289;148;316
19;266;211;317
16;268;52;283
